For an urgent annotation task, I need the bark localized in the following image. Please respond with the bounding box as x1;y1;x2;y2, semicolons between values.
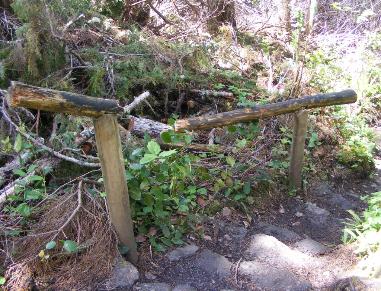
175;90;357;132
8;82;122;118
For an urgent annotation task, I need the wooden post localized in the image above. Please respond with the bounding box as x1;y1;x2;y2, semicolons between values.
289;110;308;191
94;114;138;264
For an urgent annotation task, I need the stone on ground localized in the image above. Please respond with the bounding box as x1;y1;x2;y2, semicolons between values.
194;249;232;278
167;244;199;262
257;222;301;242
173;284;197;291
294;238;331;255
133;282;171;291
239;261;312;291
305;202;331;225
244;234;316;269
104;258;139;290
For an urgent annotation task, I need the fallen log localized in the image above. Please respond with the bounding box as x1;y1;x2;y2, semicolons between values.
175;90;357;131
190;89;235;100
8;82;123;118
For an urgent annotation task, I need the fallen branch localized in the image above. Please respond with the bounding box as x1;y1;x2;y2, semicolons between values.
51;181;83;240
1;105;100;168
190;89;235;100
123;91;150;114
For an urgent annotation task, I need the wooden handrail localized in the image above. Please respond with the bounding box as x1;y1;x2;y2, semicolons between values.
174;90;357;131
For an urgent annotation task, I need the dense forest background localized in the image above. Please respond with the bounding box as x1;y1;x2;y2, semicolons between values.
0;0;380;290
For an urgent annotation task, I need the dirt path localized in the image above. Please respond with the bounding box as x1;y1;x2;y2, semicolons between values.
102;156;381;291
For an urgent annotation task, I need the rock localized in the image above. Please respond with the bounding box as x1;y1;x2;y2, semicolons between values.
305;202;330;225
173;284;197;291
145;271;157;280
105;258;139;290
257;222;301;242
239;261;312;291
203;235;212;241
194;249;232;278
295;212;304;217
133;282;172;291
328;194;356;210
313;182;333;196
167;244;199;262
222;207;232;217
244;234;315;269
294;238;331;255
225;225;247;240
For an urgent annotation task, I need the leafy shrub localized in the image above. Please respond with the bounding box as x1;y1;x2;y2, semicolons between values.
343;191;381;257
337;136;375;174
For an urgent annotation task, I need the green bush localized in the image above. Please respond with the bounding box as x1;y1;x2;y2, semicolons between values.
343;191;381;257
337;135;375;174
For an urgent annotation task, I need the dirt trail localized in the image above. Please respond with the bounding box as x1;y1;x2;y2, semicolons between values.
120;156;381;291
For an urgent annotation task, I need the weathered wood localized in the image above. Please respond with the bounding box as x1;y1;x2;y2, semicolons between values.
175;90;357;131
289;110;308;191
94;114;138;264
9;82;122;117
190;89;235;100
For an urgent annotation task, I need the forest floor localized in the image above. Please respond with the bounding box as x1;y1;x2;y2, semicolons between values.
101;132;381;291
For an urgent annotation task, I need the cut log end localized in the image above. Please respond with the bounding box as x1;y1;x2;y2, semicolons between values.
9;81;123;118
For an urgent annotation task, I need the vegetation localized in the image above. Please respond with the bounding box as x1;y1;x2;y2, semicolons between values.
0;0;380;289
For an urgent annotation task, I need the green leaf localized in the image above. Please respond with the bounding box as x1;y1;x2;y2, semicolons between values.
15;203;31;217
13;169;27;177
27;164;38;173
243;182;251;195
63;240;78;253
46;241;57;250
160;131;172;143
140;154;157;164
226;156;236;167
28;175;44;182
198;188;207;195
147;140;161;155
14;134;22;153
24;189;42;200
159;149;177;158
0;276;5;285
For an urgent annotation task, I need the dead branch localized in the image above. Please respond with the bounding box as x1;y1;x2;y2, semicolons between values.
124;91;150;114
1;104;100;168
190;89;234;100
51;180;83;240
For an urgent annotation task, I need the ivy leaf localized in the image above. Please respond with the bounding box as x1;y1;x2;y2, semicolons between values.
27;175;44;182
147;140;161;155
13;169;27;177
159;149;177;158
15;203;31;217
63;240;78;253
24;189;43;200
45;241;56;250
140;154;157;164
226;156;236;167
14;134;23;153
160;131;172;143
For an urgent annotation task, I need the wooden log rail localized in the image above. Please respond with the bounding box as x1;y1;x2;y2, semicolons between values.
7;81;357;264
174;90;357;131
